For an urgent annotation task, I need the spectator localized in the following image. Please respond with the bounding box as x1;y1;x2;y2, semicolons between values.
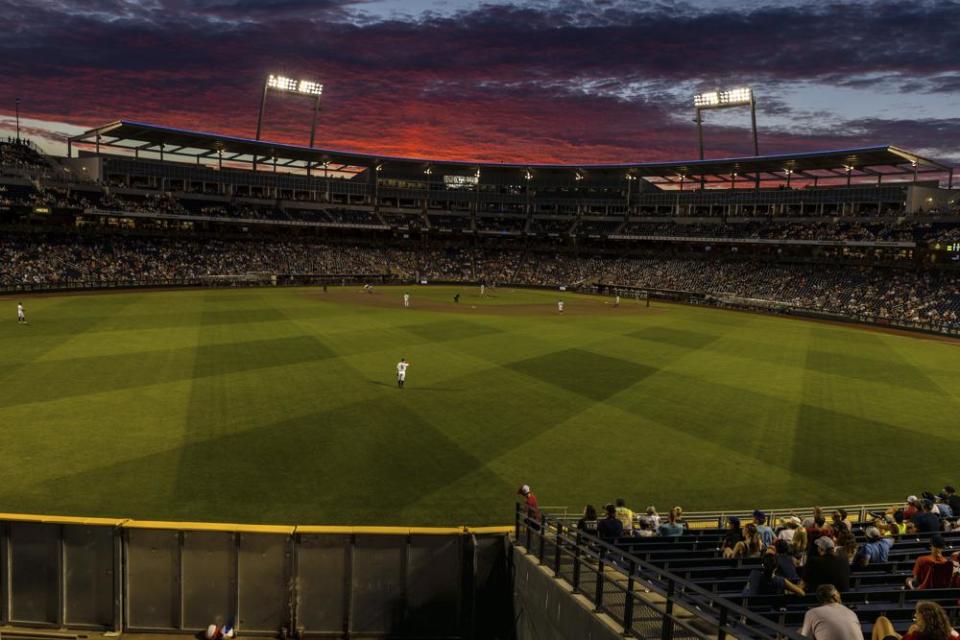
614;498;635;535
598;504;624;542
636;518;657;538
576;505;598;535
907;535;953;590
721;517;744;558
658;510;684;537
905;496;920;520
643;506;661;530
873;601;959;640
831;509;850;534
729;523;763;559
854;526;895;567
835;528;859;564
791;527;809;566
944;485;960;517
517;484;540;525
911;500;941;534
753;510;775;548
800;585;862;640
778;515;802;543
802;537;850;592
773;539;801;582
743;554;804;597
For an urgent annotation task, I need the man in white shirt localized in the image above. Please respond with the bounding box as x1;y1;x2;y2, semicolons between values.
17;302;26;324
799;585;862;640
403;293;410;308
396;358;410;389
557;300;564;313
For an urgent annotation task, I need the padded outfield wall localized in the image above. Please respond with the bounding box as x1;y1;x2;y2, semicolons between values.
0;514;514;639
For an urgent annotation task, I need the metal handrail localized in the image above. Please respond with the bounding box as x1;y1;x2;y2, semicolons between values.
515;504;806;640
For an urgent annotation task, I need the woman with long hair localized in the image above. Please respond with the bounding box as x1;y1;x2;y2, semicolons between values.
873;600;958;640
730;523;763;559
790;526;808;566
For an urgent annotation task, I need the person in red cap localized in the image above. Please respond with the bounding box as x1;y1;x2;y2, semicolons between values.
517;484;540;524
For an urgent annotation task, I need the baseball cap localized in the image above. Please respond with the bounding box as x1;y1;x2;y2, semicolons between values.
864;526;881;541
728;516;741;528
753;510;767;522
783;515;802;527
815;536;836;552
517;484;530;496
907;495;918;504
931;534;947;549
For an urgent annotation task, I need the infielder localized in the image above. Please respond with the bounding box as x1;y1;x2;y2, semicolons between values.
557;299;564;313
17;302;26;324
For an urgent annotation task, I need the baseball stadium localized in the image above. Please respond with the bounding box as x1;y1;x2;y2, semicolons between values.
2;5;960;631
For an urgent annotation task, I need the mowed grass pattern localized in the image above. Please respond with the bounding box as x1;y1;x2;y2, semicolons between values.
0;286;957;526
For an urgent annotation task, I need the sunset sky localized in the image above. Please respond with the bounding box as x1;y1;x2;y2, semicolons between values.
1;0;958;164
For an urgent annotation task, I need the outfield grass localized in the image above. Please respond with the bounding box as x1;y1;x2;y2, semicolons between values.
0;285;957;526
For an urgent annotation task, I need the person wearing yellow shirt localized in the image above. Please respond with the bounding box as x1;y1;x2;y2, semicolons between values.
615;498;635;534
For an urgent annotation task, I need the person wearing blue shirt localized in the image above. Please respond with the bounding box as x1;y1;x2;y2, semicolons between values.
753;510;775;549
658;511;684;537
854;526;895;566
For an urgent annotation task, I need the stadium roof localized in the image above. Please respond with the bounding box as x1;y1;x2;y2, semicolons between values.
69;120;954;183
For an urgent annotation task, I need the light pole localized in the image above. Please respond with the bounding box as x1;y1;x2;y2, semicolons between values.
693;87;759;186
254;74;324;170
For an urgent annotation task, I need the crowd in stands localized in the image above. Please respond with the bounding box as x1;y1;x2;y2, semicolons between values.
3;234;960;330
518;485;960;639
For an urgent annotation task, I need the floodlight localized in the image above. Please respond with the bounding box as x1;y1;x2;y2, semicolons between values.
256;73;325;158
693;85;759;163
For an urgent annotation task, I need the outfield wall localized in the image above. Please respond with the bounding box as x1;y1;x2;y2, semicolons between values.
0;514;514;639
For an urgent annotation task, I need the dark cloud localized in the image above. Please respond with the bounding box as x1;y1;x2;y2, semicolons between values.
0;0;957;163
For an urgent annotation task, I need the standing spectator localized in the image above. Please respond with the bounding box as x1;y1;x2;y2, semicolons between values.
517;484;540;525
803;537;850;592
800;585;862;640
614;498;635;535
854;526;895;567
598;504;624;542
778;516;802;543
905;496;920;521
753;510;775;548
576;505;598;535
907;535;953;590
790;527;809;566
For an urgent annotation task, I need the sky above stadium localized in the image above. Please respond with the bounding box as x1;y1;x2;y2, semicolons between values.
1;0;959;164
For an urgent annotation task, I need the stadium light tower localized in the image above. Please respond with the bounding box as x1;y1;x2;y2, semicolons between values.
693;87;759;161
255;74;324;148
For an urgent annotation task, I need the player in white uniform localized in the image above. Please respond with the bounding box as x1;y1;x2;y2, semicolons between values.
480;284;485;297
403;293;410;308
396;358;410;389
557;300;564;313
17;302;26;324
615;295;620;307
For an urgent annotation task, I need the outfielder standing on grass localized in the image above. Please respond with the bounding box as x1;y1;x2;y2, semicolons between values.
396;358;410;389
17;302;27;324
403;292;410;308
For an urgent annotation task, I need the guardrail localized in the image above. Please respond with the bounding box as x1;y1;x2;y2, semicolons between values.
513;504;805;640
0;512;513;638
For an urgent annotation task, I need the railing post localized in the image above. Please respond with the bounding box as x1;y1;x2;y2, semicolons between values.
594;547;606;613
623;559;636;637
514;502;521;541
572;530;582;594
537;518;547;565
524;510;532;553
660;578;675;640
554;519;563;577
717;604;729;640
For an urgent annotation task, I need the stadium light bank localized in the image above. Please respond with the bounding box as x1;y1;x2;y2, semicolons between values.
254;74;324;169
693;87;758;158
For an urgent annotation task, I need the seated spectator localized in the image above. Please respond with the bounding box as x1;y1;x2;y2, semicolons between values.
907;535;953;590
729;523;763;559
835;528;858;563
753;510;775;548
635;518;656;538
912;500;942;533
778;515;802;543
873;600;959;640
658;510;684;537
945;485;960;517
790;526;809;566
854;526;895;566
773;539;800;582
802;537;850;592
889;510;908;536
721;517;744;558
614;498;634;535
743;554;804;597
800;585;862;640
670;506;684;528
831;508;850;534
576;504;598;535
905;495;920;520
598;504;624;542
643;506;661;530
